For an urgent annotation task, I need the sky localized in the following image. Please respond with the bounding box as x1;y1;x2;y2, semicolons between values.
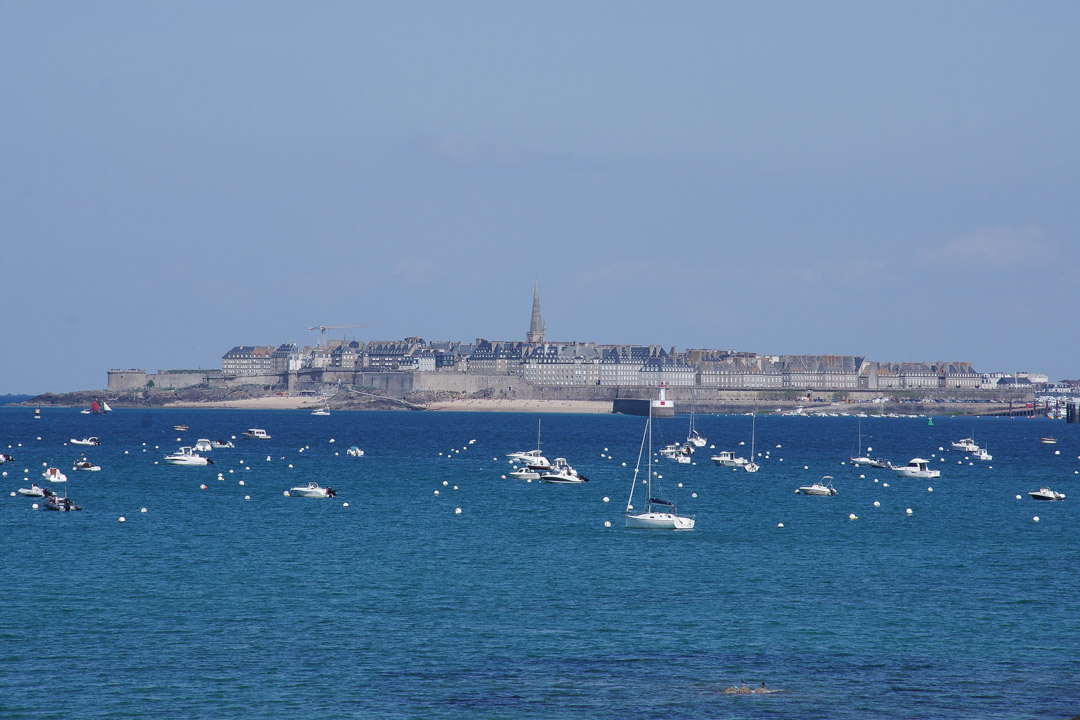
2;1;1078;393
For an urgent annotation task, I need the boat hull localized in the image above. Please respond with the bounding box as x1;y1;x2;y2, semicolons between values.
625;512;695;530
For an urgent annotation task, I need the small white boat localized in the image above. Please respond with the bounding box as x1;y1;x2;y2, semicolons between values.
164;447;214;466
174;424;190;432
42;467;67;483
17;484;55;498
744;461;760;473
193;439;213;453
540;458;589;484
509;467;541;481
951;437;980;452
311;407;331;416
0;453;12;464
210;439;235;449
70;437;100;446
347;446;364;457
798;476;838;496
1040;437;1058;445
73;459;101;471
1029;487;1065;501
892;458;941;479
974;447;993;461
288;482;337;498
710;451;748;468
242;428;271;440
673;453;692;464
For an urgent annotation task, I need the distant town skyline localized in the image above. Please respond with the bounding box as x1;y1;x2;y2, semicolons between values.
3;2;1078;393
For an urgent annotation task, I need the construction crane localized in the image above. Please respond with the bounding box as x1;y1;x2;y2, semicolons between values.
308;324;369;347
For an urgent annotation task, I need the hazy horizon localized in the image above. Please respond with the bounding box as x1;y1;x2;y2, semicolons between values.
4;2;1078;394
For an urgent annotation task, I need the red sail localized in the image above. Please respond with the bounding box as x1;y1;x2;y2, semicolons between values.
91;401;101;413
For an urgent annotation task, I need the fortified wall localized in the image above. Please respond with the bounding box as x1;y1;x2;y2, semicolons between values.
108;368;224;391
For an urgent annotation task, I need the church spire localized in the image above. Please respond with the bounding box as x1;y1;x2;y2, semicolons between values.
526;281;546;344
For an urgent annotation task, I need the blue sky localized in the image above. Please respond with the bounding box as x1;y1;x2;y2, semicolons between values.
3;2;1078;393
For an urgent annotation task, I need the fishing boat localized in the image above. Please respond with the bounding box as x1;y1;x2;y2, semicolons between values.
974;446;993;461
288;482;337;498
892;458;940;479
797;476;838;496
42;467;67;483
710;450;748;468
1040;437;1058;445
242;428;271;440
951;437;979;452
174;425;190;432
625;405;694;530
1028;487;1065;501
73;458;101;471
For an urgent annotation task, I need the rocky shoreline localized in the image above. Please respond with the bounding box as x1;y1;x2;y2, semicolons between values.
12;387;1022;417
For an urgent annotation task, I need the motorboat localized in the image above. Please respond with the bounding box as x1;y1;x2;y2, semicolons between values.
17;484;55;498
164;447;214;466
867;458;893;469
42;494;82;512
673;453;692;464
974;447;993;461
1029;487;1065;501
0;453;13;464
242;428;271;439
710;451;748;468
892;458;941;479
625;404;694;530
1040;437;1058;445
211;439;235;449
174;425;189;432
797;476;839;496
288;482;337;498
193;439;213;453
509;467;541;481
951;437;980;452
540;458;589;484
42;467;68;483
70;437;101;446
347;446;365;457
311;407;331;416
73;458;101;471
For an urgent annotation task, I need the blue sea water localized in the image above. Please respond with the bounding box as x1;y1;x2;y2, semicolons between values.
1;406;1077;719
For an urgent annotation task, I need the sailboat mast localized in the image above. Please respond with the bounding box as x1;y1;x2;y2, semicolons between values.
646;402;653;512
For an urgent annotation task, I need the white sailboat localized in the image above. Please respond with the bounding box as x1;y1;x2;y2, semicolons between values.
686;403;707;448
625;404;695;530
850;419;872;465
744;413;760;473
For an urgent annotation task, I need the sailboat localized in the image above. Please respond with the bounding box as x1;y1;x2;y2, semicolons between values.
686;402;707;448
744;413;760;473
849;419;873;466
89;400;109;415
625;404;695;530
506;419;550;469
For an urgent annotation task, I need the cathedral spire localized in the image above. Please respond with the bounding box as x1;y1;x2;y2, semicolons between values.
526;281;546;344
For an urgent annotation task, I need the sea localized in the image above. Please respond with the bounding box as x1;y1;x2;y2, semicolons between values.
1;406;1077;720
